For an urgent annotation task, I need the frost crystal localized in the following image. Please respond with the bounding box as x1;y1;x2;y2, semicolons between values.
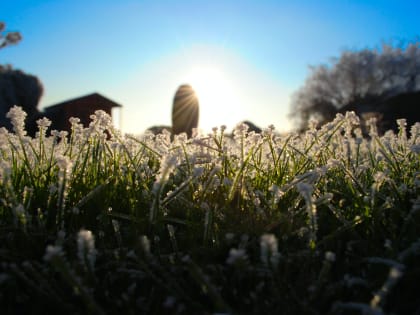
260;234;280;266
36;117;52;129
43;245;64;261
269;184;284;205
325;251;336;262
6;106;27;136
226;248;248;265
77;229;97;269
140;235;151;255
88;110;113;135
56;155;73;174
153;154;178;191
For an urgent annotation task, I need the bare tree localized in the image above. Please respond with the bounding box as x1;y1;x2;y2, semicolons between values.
290;40;420;131
0;22;22;50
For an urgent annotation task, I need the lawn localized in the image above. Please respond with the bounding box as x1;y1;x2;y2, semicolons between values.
0;106;419;314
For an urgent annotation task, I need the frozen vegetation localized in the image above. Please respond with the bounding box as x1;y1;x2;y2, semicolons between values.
0;106;419;314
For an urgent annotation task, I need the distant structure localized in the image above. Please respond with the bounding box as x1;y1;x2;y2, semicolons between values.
172;84;199;138
44;93;122;132
240;120;262;133
146;125;172;135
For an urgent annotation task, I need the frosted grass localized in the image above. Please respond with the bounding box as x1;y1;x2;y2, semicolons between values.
0;106;419;314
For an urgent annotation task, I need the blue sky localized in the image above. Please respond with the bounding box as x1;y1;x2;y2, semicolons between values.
1;0;419;133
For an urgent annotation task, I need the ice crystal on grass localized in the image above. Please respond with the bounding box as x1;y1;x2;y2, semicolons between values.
13;203;26;224
6;105;27;137
153;154;178;190
297;182;318;249
1;107;419;314
77;229;97;269
372;171;388;190
233;122;249;139
0;160;11;182
370;267;404;310
269;184;284;205
36;117;51;129
397;118;407;141
226;248;248;265
325;251;336;262
88;110;113;135
43;245;64;261
139;235;151;256
0;127;9;147
56;155;73;175
260;234;280;267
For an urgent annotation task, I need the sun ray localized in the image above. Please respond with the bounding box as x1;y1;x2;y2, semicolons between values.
185;66;241;132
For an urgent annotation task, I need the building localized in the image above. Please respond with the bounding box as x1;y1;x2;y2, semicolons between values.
43;92;122;132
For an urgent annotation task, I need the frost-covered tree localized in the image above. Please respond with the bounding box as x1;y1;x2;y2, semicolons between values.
1;22;43;135
290;40;420;131
0;65;43;135
0;21;22;50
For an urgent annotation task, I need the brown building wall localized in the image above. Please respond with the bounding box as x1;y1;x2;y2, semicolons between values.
43;93;121;133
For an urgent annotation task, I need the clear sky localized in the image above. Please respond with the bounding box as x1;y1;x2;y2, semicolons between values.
1;0;419;134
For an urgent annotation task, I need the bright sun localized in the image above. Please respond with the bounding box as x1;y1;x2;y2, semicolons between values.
185;66;242;132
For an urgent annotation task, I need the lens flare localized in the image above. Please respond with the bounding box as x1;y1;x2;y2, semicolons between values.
186;66;241;132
